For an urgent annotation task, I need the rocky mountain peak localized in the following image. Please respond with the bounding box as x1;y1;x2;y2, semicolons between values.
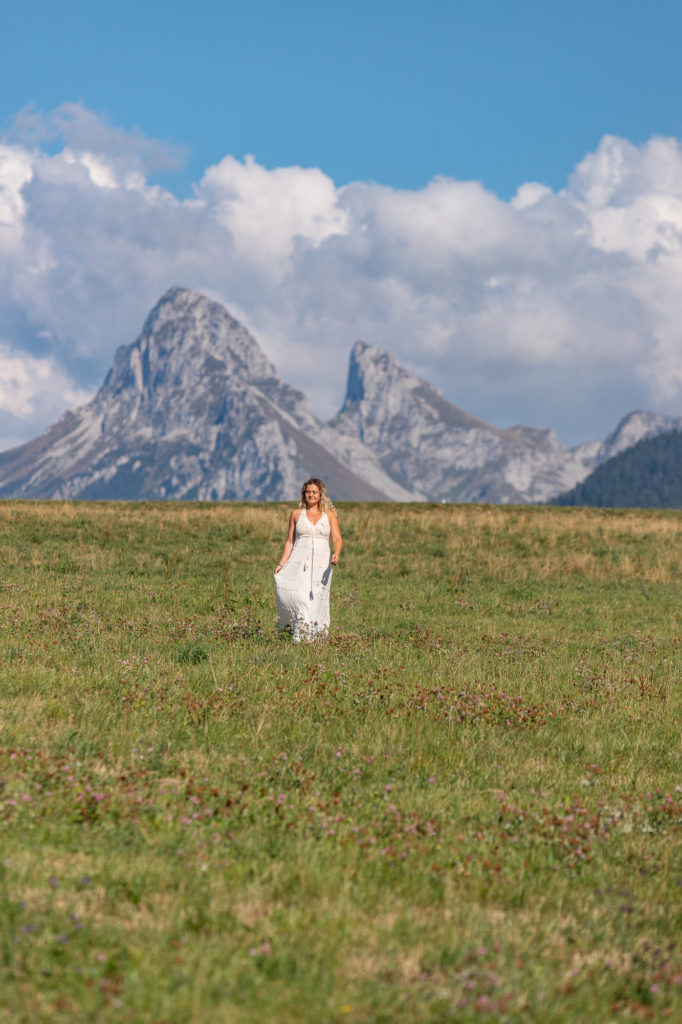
341;340;420;414
335;339;516;448
91;286;301;441
103;286;277;401
599;409;682;461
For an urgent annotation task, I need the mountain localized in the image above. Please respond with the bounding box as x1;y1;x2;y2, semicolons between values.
0;288;413;502
329;343;681;504
0;287;680;504
551;429;682;508
595;409;682;461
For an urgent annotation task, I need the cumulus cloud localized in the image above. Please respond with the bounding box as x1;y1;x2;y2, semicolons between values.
1;105;682;448
201;154;348;273
0;339;92;450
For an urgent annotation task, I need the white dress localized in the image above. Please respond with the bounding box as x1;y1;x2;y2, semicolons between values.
275;509;333;640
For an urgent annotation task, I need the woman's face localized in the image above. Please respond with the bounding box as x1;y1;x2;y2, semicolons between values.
304;485;320;507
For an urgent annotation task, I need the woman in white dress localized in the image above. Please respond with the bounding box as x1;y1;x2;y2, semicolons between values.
274;478;342;640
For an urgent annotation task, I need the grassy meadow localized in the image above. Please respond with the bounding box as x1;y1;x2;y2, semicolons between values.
0;499;680;1023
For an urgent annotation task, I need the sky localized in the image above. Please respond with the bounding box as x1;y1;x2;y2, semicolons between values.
2;0;682;450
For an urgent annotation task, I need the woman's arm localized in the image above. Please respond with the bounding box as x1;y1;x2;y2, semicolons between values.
274;510;299;574
328;510;343;565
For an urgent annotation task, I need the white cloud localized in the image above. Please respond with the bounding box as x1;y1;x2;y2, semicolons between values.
0;145;32;236
1;107;682;447
0;337;90;425
511;182;553;210
200;154;348;273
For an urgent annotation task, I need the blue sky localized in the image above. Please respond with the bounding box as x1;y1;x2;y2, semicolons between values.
5;0;682;197
2;0;682;450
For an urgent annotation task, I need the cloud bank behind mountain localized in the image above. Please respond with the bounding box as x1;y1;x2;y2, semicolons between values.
2;102;682;450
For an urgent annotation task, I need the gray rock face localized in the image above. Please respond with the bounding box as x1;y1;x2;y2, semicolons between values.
0;289;678;503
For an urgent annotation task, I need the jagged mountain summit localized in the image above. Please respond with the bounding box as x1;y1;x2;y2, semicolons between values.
0;288;411;501
0;287;679;503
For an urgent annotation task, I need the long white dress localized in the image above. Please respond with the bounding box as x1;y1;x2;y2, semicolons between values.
275;509;333;640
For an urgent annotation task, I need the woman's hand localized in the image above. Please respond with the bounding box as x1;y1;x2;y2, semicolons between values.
274;563;284;575
329;512;342;567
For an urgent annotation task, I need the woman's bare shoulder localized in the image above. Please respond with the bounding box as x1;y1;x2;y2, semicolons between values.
291;508;302;522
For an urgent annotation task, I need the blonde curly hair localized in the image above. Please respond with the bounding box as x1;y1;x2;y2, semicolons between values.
299;478;336;514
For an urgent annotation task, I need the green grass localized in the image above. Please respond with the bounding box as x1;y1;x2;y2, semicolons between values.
0;500;680;1023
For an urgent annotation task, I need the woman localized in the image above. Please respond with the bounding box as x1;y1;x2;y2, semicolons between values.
274;478;342;640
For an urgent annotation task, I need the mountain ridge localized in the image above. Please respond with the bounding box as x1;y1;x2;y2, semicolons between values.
1;287;680;503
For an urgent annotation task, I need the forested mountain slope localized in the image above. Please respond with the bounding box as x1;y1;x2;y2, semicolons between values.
552;430;682;508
